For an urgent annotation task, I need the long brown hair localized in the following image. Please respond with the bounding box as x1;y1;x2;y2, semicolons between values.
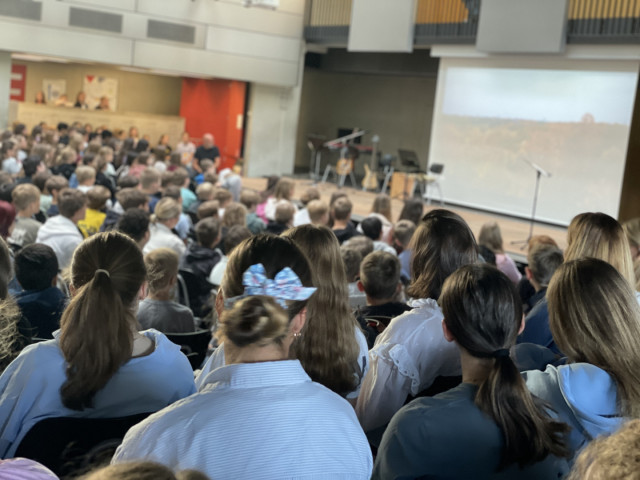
283;225;360;397
440;264;570;469
407;209;478;300
548;258;640;418
59;232;146;410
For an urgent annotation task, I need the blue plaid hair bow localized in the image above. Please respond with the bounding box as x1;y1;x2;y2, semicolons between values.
224;263;316;309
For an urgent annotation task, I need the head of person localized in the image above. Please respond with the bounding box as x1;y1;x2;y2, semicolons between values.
196;182;215;202
307;199;329;226
144;248;179;295
170;168;189;188
222;202;247;228
371;194;392;221
153;197;181;229
58;188;87;223
361;216;382;241
567;419;640;480
33;171;52;194
440;263;570;469
407;209;478;300
35;91;46;104
11;184;40;215
87;186;111;211
359;251;401;301
22;156;44;178
1;140;15;160
565;212;635;287
274;201;295;227
548;258;640;418
213;188;232;208
343;235;374;260
223;225;252;254
81;461;210;480
76;91;86;104
478;222;504;253
45;175;68;200
196;217;221;249
158;134;169;146
60;231;146;410
332;197;352;223
118;175;140;190
129;126;139;139
116;208;151;248
525;244;563;291
139;167;161;194
398;198;424;226
116;188;148;212
15;244;59;292
300;187;320;206
76;165;96;186
393;219;416;250
200;159;216;176
273;178;294;201
282;224;360;396
0;201;16;239
202;133;214;148
168;152;181;167
197;200;219;220
181;132;190;143
340;247;362;283
98;96;109;109
240;189;260;212
623;217;640;260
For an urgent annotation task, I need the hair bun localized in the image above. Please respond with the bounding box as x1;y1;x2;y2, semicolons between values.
222;295;289;348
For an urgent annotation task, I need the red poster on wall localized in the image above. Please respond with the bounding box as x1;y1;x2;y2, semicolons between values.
10;64;26;101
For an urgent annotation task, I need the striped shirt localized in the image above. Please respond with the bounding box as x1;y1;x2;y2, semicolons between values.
113;360;373;479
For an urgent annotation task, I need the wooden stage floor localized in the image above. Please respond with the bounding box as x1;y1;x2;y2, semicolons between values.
241;176;568;261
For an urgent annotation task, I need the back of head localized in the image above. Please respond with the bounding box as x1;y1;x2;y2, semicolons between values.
222;202;247;228
117;175;139;189
547;258;640;417
22;156;42;177
361;216;382;241
60;231;146;410
300;187;320;206
332;197;352;221
274;201;294;225
407;209;478;300
398;198;424;225
274;178;294;200
565;212;635;286
12;183;40;212
116;208;150;244
45;175;68;196
340;247;362;283
240;189;260;210
33;171;51;192
116;188;148;211
87;185;111;210
15;244;58;291
223;225;252;254
527;244;563;287
478;222;503;252
140;167;161;190
196;182;215;201
170;168;188;187
0;201;16;240
76;165;96;184
567;419;640;480
440;264;569;468
360;251;401;300
153;197;181;223
0;236;13;298
213;188;232;206
393;219;416;247
307;199;329;225
58;188;87;219
144;247;179;293
624;217;640;252
343;235;374;259
195;217;221;248
197;200;219;220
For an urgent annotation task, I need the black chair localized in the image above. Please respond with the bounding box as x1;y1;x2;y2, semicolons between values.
178;270;214;319
14;412;153;477
165;329;211;370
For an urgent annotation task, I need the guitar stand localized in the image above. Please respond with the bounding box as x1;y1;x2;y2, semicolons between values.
321;165;357;188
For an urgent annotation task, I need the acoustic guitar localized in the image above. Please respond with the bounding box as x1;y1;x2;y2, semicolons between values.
361;135;380;190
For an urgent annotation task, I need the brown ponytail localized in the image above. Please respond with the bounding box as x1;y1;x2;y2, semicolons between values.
60;232;146;410
440;264;570;469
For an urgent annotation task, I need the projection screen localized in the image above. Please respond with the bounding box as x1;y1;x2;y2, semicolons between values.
428;57;639;225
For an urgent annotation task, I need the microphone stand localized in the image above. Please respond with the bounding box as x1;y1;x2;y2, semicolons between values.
511;157;551;250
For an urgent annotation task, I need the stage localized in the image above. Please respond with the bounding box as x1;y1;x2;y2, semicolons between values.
241;176;568;261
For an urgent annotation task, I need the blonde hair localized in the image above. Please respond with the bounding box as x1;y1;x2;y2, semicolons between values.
76;165;96;184
81;461;210;480
144;248;179;293
478;222;504;253
11;184;40;211
567;419;640;480
307;200;328;225
565;212;635;287
55;147;77;167
548;258;640;418
222;202;247;228
283;225;360;397
196;182;215;201
153;197;181;223
624;217;640;255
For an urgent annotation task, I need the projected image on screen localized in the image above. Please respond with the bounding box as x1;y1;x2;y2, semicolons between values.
429;61;638;225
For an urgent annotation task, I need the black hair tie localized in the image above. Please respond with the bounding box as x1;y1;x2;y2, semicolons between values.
492;348;510;358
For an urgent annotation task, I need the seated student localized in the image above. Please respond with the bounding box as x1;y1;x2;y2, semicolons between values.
373;264;570;480
139;167;162;213
8;184;42;251
0;232;196;458
293;187;321;226
139;248;195;333
115;254;373;479
479;222;522;283
265;201;295;236
355;251;411;349
161;185;192;240
518;235;559;312
16;156;45;186
341;247;366;309
196;200;218;221
164;151;181;173
356;210;478;434
44;175;68;218
35;188;87;269
221;202;247;231
331;197;359;244
75;165;96;194
208;226;252;286
144;197;186;257
170;168;196;212
567;419;640;480
14;244;66;339
517;244;564;353
51;147;76;181
239;189;265;234
343;235;374;261
393;219;417;283
102;188;149;233
213;188;232;218
77;186;111;237
185;182;215;224
525;258;640;461
193;159;216;185
179;218;223;318
116;208;151;250
307;199;330;226
360;216;397;256
33;170;52;218
264;178;297;222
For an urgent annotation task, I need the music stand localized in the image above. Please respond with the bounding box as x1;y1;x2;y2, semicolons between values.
511;157;552;250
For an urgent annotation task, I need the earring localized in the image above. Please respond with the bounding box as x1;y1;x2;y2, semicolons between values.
293;332;302;338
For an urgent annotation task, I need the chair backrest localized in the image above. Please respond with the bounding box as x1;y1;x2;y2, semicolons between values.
176;273;190;309
14;412;153;477
429;163;444;175
178;269;214;318
165;329;211;369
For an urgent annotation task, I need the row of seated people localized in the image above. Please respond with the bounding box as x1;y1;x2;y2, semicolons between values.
1;120;640;478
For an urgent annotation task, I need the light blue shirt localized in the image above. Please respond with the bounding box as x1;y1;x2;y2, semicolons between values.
0;329;196;458
114;360;373;479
